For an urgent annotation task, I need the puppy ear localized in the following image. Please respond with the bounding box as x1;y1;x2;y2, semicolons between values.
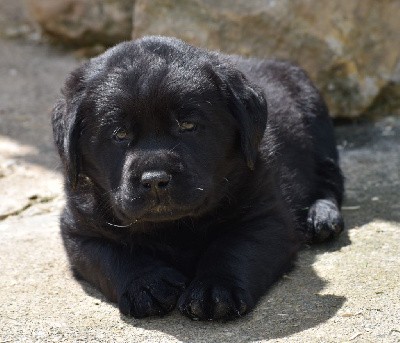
211;64;268;169
52;68;85;189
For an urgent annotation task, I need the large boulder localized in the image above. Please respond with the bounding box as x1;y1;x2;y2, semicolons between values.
133;0;400;118
0;0;33;39
27;0;133;47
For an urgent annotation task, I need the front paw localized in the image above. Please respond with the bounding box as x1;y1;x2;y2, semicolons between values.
178;277;254;321
118;267;186;318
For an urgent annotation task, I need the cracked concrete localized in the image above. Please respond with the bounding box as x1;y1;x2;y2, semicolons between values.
0;38;399;343
0;193;56;221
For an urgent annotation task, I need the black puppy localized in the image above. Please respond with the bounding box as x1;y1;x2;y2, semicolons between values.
52;36;344;320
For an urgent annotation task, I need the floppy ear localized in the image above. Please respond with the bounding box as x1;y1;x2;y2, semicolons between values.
211;64;268;170
52;68;85;189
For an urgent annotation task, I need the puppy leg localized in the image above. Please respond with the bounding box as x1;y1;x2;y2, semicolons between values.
178;217;299;321
307;198;344;242
307;157;345;242
62;228;186;318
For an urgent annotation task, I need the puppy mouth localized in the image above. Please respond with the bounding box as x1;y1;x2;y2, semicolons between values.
135;201;207;223
114;193;209;224
111;180;213;225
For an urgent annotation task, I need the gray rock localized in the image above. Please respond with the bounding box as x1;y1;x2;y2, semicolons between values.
133;0;400;118
27;0;133;47
0;0;34;39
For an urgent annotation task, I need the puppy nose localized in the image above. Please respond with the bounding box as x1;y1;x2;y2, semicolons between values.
140;171;171;190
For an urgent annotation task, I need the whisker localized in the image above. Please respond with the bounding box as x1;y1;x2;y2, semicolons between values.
105;221;133;228
168;143;181;153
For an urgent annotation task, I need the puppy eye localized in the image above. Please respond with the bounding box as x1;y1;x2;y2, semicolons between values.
178;121;196;132
113;128;129;141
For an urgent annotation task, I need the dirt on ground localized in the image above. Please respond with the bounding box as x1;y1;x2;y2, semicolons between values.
0;38;399;343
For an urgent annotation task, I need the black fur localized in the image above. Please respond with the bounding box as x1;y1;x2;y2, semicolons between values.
52;36;344;320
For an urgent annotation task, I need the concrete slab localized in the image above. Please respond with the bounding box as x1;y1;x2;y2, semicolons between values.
0;39;399;343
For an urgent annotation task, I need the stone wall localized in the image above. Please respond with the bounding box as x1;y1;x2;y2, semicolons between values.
24;0;400;118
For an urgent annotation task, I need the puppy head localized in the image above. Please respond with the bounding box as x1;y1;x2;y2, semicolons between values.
52;36;267;223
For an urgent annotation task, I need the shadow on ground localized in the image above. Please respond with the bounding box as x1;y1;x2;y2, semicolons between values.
0;39;79;172
78;236;348;342
335;117;400;227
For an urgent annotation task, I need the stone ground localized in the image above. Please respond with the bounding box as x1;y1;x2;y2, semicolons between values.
0;38;399;343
